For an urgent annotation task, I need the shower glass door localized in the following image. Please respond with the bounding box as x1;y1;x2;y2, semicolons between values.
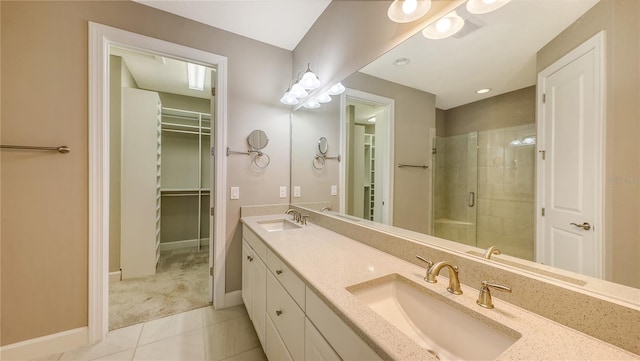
432;132;478;246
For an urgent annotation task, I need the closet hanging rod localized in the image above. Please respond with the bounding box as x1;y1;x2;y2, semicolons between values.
0;145;70;154
398;163;428;169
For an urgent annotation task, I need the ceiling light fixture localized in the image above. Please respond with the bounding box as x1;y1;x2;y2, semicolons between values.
316;92;332;104
187;63;206;91
476;88;491;94
466;0;512;15
290;82;308;98
327;82;346;95
422;11;465;40
388;0;432;23
303;100;321;109
279;90;299;106
299;63;321;90
393;58;410;66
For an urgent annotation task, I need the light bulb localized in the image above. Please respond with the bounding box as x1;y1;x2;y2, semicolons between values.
327;82;345;95
402;0;417;14
316;92;332;103
435;17;452;33
280;92;299;106
290;83;308;98
303;100;321;109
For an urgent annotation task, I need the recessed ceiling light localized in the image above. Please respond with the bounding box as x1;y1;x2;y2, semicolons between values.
476;88;491;94
393;58;410;66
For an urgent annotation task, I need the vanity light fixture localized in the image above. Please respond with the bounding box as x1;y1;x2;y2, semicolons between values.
476;88;491;94
327;82;346;95
388;0;432;23
393;57;411;66
368;116;377;123
466;0;512;15
187;62;206;91
299;63;321;90
422;11;464;40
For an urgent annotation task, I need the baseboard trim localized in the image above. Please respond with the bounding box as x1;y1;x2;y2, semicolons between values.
224;290;243;307
159;238;210;251
0;327;88;361
109;270;122;282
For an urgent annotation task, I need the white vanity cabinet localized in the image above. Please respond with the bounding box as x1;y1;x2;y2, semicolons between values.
242;224;382;361
241;236;267;346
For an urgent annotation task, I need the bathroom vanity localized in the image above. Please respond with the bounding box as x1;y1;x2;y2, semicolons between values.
241;211;639;361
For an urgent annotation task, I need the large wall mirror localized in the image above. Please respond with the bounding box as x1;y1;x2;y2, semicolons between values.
291;0;640;304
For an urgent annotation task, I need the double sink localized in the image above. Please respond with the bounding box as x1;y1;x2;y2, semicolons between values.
256;217;520;360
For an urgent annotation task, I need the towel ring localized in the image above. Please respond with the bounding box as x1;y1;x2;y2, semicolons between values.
252;151;270;170
312;154;326;170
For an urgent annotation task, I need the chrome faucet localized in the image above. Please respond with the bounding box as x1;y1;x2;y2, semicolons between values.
426;261;463;295
285;208;300;222
483;246;501;260
476;281;511;309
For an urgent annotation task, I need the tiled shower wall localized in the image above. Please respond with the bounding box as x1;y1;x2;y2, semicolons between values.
477;124;535;260
434;124;535;260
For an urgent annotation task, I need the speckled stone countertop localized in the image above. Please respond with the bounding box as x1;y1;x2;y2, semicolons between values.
241;214;639;361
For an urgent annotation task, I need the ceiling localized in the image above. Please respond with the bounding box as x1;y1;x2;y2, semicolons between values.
132;0;331;51
360;0;600;110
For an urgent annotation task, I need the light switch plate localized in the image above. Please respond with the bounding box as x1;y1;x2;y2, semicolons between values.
279;186;287;198
293;186;301;198
331;185;338;196
230;187;240;200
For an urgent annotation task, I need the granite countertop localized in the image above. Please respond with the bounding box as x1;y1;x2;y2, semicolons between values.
241;214;639;361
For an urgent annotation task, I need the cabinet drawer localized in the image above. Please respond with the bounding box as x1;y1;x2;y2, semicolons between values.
306;287;382;361
305;318;341;361
266;315;294;361
267;272;305;361
243;224;267;260
267;249;305;310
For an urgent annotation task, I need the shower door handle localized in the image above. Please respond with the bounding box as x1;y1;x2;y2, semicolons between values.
468;192;475;207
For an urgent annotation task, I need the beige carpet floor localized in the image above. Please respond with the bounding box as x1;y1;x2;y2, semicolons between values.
109;246;210;330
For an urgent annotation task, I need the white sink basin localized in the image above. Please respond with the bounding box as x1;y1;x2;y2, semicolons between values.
348;274;520;361
257;219;302;232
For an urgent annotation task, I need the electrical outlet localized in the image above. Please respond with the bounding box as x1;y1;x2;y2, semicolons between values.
230;187;240;200
331;185;338;196
279;186;287;198
293;186;301;198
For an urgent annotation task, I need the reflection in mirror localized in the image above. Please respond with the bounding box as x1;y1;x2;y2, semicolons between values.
247;129;269;150
318;137;329;156
291;0;640;302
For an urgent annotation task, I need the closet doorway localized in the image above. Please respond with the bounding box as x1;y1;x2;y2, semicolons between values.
107;45;216;330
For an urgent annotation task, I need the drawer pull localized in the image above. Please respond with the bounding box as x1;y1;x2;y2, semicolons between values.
247;256;253;262
276;269;283;275
275;309;283;316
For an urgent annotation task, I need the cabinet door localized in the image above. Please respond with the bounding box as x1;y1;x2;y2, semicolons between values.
253;254;267;347
305;318;341;361
242;241;253;318
266;315;294;361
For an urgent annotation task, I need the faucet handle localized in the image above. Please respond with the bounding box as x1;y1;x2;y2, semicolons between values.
477;281;512;309
301;215;309;225
415;255;434;281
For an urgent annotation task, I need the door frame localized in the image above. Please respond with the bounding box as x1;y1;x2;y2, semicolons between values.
88;22;228;342
535;31;605;277
339;89;395;224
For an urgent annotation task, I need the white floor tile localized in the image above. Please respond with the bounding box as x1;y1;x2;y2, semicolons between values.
29;352;62;361
138;308;204;346
133;329;205;361
91;348;135;361
201;305;248;327
219;347;266;361
60;324;143;361
203;316;260;361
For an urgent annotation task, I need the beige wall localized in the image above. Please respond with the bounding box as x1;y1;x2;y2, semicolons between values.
344;72;436;234
537;0;640;288
438;86;536;137
1;0;291;345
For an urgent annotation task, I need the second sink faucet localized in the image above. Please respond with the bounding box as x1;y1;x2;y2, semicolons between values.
426;261;463;295
285;208;300;223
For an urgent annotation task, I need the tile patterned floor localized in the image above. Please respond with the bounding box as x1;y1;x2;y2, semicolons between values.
33;305;267;361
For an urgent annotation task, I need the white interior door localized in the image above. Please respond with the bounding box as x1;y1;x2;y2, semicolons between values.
536;32;604;278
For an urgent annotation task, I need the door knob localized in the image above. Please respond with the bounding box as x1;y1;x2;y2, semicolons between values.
570;222;591;231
